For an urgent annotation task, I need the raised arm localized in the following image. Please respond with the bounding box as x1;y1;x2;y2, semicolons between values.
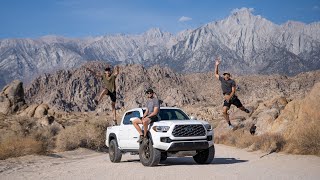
214;58;221;79
113;66;120;76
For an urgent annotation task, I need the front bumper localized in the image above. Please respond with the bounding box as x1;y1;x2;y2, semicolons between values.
153;138;214;151
167;141;209;151
150;123;214;151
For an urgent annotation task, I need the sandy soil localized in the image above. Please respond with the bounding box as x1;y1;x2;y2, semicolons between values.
0;144;319;180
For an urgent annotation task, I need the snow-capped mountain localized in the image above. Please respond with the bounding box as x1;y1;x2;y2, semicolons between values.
0;8;319;88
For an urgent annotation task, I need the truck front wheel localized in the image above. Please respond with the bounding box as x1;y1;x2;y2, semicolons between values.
139;139;161;166
109;139;122;163
160;152;167;161
193;145;215;164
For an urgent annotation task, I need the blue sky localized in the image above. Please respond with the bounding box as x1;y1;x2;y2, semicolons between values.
0;0;319;39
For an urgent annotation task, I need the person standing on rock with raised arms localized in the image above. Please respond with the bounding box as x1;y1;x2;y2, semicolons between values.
214;57;250;130
86;65;120;125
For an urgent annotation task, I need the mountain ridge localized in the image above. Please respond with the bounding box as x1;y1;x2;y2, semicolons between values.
0;8;319;88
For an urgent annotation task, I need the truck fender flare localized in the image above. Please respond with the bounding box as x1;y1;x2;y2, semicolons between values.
109;133;118;144
148;131;154;145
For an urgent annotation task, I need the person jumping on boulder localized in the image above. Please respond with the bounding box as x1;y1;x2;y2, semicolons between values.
214;57;250;129
132;88;160;143
86;65;120;125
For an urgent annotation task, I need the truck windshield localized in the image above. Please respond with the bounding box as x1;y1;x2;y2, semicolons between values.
158;109;190;120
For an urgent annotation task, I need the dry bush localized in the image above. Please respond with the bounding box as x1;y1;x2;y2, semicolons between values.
286;121;320;156
250;133;285;152
235;132;255;148
0;112;110;159
30;127;57;151
215;130;285;153
0;136;43;160
0;115;57;159
56;119;109;151
215;130;254;148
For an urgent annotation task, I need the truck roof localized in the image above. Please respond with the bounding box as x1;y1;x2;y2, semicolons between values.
126;107;182;112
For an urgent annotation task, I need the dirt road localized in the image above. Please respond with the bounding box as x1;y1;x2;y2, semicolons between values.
0;144;319;180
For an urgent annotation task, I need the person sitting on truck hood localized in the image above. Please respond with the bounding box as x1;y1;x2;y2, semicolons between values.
132;88;160;143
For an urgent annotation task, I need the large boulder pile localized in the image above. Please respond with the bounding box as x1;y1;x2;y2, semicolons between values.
0;80;26;114
0;79;62;129
271;82;320;136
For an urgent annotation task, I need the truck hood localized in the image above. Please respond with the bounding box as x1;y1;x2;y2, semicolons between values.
153;120;208;126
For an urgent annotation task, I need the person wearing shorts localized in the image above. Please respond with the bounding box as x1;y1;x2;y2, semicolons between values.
132;88;160;143
86;65;119;125
214;57;250;129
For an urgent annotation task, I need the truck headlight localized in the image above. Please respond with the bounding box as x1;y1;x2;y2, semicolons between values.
152;126;170;132
204;124;212;131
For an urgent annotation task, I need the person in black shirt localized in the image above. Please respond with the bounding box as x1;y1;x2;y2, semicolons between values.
214;57;250;129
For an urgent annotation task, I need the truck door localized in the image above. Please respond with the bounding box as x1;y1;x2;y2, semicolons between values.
118;111;141;149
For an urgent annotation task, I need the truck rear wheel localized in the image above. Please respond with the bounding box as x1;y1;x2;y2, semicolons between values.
139;139;161;166
109;139;122;163
193;145;215;164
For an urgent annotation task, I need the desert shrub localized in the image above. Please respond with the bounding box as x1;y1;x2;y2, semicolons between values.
56;119;109;151
30;127;56;151
215;130;285;153
0;115;56;159
286;121;320;156
0;136;43;160
250;133;285;152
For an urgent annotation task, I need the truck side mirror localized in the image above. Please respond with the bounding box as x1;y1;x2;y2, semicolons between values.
190;116;197;120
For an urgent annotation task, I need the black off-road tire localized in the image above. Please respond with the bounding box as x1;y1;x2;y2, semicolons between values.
109;139;122;163
193;145;215;164
139;139;161;166
160;152;168;162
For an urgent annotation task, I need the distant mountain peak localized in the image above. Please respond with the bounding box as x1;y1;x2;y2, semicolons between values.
144;28;167;38
0;8;319;89
231;7;254;16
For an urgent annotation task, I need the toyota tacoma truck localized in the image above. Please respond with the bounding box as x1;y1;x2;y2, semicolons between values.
106;107;214;166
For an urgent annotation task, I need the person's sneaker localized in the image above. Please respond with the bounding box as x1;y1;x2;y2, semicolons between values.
245;108;254;117
229;124;235;130
113;120;118;126
92;99;98;106
137;135;144;143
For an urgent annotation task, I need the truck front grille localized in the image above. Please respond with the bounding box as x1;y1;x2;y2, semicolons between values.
172;124;206;137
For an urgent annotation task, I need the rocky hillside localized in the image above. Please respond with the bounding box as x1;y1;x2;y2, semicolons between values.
1;8;319;88
24;62;320;114
213;81;320;155
0;80;113;160
25;62;206;112
1;64;320;159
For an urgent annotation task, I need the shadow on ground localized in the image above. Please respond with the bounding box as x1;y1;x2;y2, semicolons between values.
212;158;248;165
46;154;64;158
158;157;248;166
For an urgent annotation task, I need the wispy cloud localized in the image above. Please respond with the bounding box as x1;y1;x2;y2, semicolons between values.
178;16;192;22
313;5;319;10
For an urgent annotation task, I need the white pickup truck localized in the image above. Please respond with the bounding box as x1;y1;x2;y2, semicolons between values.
106;107;214;166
